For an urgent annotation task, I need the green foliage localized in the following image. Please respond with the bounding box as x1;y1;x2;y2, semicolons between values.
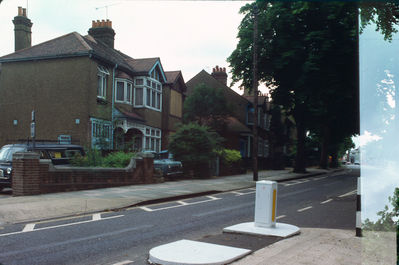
71;149;136;168
228;1;399;172
169;123;223;178
363;188;398;232
102;152;136;168
216;149;242;166
183;83;230;132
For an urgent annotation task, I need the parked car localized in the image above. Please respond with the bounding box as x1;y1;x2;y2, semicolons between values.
153;150;183;178
0;143;85;190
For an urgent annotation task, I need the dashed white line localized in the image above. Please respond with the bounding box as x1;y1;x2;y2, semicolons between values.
206;195;220;200
140;206;155;212
177;201;189;205
321;199;333;204
0;215;124;237
22;223;35;232
92;213;101;221
297;206;313;212
276;215;286;220
231;191;244;196
112;260;133;265
338;190;357;198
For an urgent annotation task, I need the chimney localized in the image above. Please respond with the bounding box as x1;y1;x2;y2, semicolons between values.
88;19;115;48
211;65;228;86
13;7;33;52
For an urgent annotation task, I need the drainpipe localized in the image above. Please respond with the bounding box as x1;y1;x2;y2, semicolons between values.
111;63;118;150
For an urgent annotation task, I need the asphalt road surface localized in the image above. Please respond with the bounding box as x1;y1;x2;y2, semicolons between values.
0;168;358;265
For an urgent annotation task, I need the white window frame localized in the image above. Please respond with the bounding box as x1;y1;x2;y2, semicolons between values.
115;78;133;104
97;65;109;99
134;76;162;111
90;118;112;150
142;126;162;152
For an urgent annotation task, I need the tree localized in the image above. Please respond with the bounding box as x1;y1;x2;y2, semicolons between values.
228;1;399;172
183;83;230;132
168;123;222;178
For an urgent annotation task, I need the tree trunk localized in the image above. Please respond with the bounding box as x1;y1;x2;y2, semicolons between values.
294;121;307;173
329;146;339;168
319;124;330;169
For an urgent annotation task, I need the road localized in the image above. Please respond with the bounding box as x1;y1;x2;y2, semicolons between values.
0;168;358;265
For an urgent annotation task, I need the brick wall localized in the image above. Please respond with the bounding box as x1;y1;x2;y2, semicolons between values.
12;152;156;196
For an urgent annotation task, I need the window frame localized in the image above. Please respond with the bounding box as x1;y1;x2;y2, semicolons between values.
115;78;133;104
97;65;109;99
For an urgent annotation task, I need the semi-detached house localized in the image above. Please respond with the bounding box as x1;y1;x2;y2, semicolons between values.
0;7;186;152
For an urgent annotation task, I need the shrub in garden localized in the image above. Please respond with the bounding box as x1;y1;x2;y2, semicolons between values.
169;123;223;178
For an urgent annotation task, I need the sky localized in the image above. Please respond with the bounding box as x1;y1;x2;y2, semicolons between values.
359;22;399;222
0;0;252;94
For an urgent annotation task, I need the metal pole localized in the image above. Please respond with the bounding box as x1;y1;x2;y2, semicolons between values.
252;3;259;181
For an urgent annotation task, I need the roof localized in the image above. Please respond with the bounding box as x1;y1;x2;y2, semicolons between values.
114;107;145;122
164;71;181;84
226;116;251;133
0;31;171;81
164;70;187;93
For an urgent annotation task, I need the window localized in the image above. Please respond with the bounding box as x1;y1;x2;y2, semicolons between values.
115;79;133;104
90;118;112;150
143;127;161;152
134;76;162;111
97;65;109;99
264;140;269;157
247;107;254;125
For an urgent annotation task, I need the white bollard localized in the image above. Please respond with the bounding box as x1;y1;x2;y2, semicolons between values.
254;180;277;228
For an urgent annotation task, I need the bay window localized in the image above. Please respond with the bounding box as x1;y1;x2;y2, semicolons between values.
133;76;162;111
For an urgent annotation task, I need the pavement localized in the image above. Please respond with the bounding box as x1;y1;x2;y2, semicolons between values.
0;166;395;264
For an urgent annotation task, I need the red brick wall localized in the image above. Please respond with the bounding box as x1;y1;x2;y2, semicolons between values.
12;152;155;196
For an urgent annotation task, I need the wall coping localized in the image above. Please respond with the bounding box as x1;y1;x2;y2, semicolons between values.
13;152;40;160
39;157;139;173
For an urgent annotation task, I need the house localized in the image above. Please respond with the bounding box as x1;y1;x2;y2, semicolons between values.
186;66;271;168
161;71;187;150
0;7;185;152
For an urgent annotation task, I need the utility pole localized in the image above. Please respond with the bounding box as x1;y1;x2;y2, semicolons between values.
252;3;259;181
31;110;36;150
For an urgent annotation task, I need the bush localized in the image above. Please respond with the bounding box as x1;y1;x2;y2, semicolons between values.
70;149;136;168
222;149;242;165
102;152;136;168
169;123;223;178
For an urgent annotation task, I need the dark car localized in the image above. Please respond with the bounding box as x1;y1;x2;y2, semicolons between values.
153;150;183;178
0;143;85;190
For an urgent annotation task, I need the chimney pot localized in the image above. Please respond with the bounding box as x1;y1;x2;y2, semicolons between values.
18;6;23;16
92;20;96;27
22;8;27;17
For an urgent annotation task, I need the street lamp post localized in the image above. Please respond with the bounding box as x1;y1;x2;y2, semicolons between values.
252;3;259;181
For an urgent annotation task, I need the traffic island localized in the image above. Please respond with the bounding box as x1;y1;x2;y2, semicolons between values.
148;239;251;265
224;180;300;238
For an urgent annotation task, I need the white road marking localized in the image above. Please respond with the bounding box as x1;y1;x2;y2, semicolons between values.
282;179;310;187
22;223;35;232
276;215;286;220
141;196;221;212
0;215;124;237
321;199;333;204
112;260;133;265
297;206;313;212
313;176;328;181
231;191;244;195
339;190;357;198
140;206;154;212
92;213;101;221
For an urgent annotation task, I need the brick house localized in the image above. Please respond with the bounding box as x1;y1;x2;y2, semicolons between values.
0;8;185;152
186;66;271;167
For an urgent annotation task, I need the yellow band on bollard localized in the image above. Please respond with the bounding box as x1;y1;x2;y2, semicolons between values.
272;189;276;222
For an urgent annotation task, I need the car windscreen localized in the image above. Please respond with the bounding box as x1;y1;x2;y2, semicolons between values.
0;146;26;162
